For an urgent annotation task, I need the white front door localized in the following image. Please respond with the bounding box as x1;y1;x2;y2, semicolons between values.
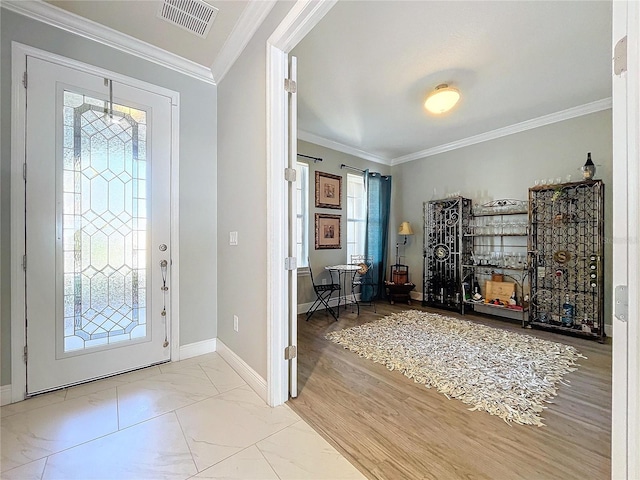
25;56;172;395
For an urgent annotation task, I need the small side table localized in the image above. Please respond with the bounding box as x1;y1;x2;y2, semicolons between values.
385;264;415;304
385;281;415;304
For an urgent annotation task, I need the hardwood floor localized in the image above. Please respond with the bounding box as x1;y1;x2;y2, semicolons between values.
287;301;611;480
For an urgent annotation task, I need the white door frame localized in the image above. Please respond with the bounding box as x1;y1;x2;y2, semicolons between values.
265;0;336;406
612;2;640;477
10;42;181;403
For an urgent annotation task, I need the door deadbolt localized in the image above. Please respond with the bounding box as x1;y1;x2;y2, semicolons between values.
159;244;167;251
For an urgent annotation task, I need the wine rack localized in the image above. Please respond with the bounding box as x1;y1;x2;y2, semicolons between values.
461;199;530;325
423;197;472;312
528;180;605;342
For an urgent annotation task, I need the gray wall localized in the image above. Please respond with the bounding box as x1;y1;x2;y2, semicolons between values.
391;109;613;326
0;9;218;386
216;2;294;380
296;140;391;306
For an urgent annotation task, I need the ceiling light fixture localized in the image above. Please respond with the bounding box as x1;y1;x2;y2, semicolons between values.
424;84;460;114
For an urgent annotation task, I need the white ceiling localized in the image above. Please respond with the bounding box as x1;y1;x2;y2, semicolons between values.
292;1;613;164
29;1;613;166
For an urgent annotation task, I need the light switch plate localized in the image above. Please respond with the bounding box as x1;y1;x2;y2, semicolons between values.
229;231;238;246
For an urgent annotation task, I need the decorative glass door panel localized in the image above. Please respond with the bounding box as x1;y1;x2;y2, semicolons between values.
62;92;148;353
25;56;172;395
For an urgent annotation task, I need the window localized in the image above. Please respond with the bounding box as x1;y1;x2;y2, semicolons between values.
347;173;366;260
295;162;309;268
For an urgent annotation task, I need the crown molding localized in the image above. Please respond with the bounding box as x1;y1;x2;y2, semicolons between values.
211;1;276;84
2;0;215;84
391;98;613;166
268;0;337;52
298;99;612;167
297;130;390;165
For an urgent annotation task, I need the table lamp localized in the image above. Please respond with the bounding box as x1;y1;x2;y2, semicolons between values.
396;221;414;265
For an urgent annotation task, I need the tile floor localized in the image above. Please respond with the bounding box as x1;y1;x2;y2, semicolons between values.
0;353;365;480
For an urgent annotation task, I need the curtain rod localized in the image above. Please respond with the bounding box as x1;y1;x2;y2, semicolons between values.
340;164;365;173
297;153;322;162
342;164;391;179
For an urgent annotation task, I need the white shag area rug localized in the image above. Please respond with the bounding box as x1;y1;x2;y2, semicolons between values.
325;310;585;426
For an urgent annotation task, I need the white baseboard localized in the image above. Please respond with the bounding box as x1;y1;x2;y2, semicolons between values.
605;324;613;338
179;338;217;361
1;384;13;406
216;339;267;402
410;291;423;302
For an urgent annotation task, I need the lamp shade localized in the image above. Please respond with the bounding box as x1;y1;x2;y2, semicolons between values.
424;84;460;114
398;221;414;236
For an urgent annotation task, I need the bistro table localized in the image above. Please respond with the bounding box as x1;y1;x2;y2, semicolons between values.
325;264;360;317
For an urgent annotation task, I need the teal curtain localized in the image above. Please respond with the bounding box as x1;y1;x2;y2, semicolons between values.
363;171;392;301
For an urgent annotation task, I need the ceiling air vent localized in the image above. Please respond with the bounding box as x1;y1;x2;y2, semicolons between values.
157;0;218;38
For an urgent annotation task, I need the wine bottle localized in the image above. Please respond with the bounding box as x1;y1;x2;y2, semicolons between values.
561;294;574;327
582;152;596;180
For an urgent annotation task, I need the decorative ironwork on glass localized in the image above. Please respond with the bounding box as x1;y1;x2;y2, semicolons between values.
528;181;604;341
62;90;148;352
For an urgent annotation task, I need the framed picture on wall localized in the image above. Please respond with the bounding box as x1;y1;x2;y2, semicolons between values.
315;171;342;209
315;213;341;249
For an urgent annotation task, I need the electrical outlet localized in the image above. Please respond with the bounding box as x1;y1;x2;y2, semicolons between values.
322;279;327;285
229;231;238;246
233;314;239;332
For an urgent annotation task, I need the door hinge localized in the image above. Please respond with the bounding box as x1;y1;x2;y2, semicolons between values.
615;285;628;322
284;167;297;183
23;345;28;364
22;254;27;271
284;257;297;270
23;163;27;182
23;71;27;89
284;78;297;94
614;35;627;76
284;345;297;360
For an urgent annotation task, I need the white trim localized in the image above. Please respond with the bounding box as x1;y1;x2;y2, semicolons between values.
268;0;337;53
216;339;267;402
170;101;181;363
179;338;217;360
2;1;215;85
1;385;13;407
10;42;181;403
297;130;389;165
391;99;613;165
211;1;277;83
612;1;640;477
298;99;613;167
10;43;28;404
266;0;337;408
612;2;632;478
266;43;288;407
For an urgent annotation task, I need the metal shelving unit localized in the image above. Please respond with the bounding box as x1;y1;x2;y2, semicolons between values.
461;199;530;325
422;197;472;312
528;180;605;342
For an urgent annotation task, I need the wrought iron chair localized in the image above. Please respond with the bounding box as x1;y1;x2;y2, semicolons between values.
351;255;377;314
306;261;340;321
